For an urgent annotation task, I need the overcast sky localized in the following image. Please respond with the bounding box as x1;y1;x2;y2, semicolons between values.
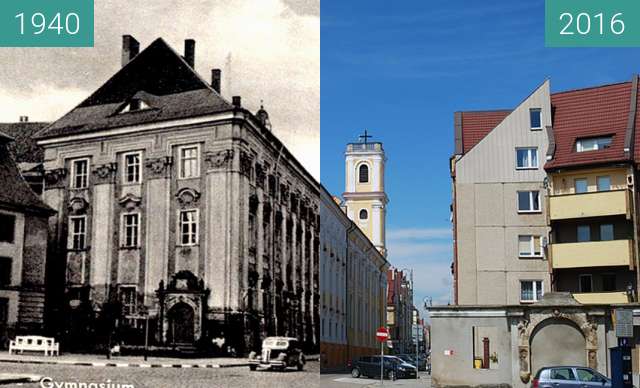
0;0;320;178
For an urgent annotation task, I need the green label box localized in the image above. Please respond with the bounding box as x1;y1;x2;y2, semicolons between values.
0;0;93;47
546;0;640;47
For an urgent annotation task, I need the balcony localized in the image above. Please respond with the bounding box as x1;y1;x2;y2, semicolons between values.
572;291;630;305
551;239;633;269
549;190;630;221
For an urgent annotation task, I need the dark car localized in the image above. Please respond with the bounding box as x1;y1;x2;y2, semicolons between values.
349;355;417;380
532;366;611;388
248;337;305;371
396;354;427;371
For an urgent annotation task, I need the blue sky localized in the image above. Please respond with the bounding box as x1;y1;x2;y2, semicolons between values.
320;0;640;315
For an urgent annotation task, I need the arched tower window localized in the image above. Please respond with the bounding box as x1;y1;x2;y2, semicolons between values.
359;209;368;220
358;164;369;183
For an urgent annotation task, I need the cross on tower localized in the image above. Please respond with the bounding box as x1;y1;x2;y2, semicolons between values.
359;129;372;144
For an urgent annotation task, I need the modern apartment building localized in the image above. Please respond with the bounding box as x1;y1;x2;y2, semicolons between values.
451;81;552;305
433;77;640;388
546;77;640;304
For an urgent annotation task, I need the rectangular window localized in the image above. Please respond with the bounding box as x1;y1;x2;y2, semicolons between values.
516;148;538;169
577;225;591;242
123;152;141;183
596;176;611;191
576;136;613;152
69;216;86;250
0;298;7;324
518;235;542;257
179;210;198;246
119;286;137;316
71;158;89;189
179;146;199;179
517;191;540;213
579;274;593;293
0;214;15;243
600;224;614;241
520;280;543;302
602;273;616;292
122;213;140;248
574;178;588;194
0;257;11;286
530;109;542;129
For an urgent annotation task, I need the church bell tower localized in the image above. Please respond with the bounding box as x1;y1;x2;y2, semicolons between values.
343;130;388;257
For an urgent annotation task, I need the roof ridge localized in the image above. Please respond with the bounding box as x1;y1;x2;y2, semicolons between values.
551;80;631;97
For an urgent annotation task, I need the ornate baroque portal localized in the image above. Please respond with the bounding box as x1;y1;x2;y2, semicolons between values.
516;307;599;383
157;271;210;345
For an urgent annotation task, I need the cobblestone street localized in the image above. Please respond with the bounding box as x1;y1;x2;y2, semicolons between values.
0;361;320;388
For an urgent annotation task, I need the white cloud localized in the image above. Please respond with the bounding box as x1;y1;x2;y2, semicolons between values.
387;226;453;308
0;0;319;178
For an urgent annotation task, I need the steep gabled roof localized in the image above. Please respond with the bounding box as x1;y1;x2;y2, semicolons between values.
0;139;54;215
456;110;511;154
35;38;233;140
545;81;634;170
0;122;48;162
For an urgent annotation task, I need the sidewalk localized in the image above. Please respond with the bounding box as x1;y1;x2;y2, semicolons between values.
0;351;320;369
0;373;41;385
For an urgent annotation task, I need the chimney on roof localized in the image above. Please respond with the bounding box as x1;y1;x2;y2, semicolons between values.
232;96;242;107
121;35;140;67
211;69;221;93
19;116;28;123
184;39;195;68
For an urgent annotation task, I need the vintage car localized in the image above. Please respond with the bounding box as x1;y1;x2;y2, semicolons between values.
248;337;306;371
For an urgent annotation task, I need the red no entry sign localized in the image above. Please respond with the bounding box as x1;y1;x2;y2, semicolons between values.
376;327;389;342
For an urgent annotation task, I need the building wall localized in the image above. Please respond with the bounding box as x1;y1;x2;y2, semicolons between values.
454;81;552;305
42;113;321;350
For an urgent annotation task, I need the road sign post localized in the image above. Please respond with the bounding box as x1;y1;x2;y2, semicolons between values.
376;327;389;386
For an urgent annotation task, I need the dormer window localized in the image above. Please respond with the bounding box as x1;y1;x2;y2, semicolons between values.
119;98;151;113
576;136;612;152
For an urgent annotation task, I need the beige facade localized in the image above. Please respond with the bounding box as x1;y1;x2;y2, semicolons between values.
452;81;552;305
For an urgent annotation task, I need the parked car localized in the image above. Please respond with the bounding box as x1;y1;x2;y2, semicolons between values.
532;366;611;388
248;337;305;371
349;355;417;380
396;354;427;371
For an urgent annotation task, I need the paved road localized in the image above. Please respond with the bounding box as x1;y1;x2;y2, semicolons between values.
0;361;320;388
320;372;431;388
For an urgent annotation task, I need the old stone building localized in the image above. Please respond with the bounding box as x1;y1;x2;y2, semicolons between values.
35;36;320;353
0;130;54;347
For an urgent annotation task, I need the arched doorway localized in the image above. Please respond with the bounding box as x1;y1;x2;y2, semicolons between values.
530;318;586;374
168;302;195;344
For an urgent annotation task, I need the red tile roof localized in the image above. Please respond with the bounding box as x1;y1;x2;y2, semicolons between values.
460;110;510;153
457;79;640;170
546;81;634;170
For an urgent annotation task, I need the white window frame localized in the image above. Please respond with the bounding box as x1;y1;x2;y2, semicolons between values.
357;162;370;184
119;285;137;316
529;108;542;130
596;175;611;192
517;191;541;213
121;212;140;248
578;274;593;293
520;280;543;303
576;136;613;152
69;215;87;250
178;144;200;179
518;235;543;258
122;151;142;184
71;158;90;189
516;147;538;169
574;178;588;194
178;209;199;246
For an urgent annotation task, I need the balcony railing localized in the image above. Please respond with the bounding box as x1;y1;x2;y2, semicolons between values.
347;142;383;152
550;239;633;269
572;291;630;304
549;189;630;221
